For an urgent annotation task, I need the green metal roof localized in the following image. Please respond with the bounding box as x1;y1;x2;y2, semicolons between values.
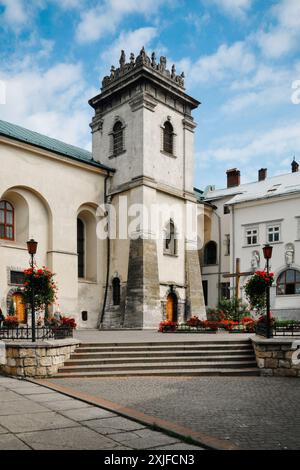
0;119;114;172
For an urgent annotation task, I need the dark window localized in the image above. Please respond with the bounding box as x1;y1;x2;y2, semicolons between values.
10;271;26;286
77;218;85;278
204;241;217;265
164;219;176;255
81;311;88;321
221;282;230;300
113;121;124;156
163;121;174;154
224;205;230;214
0;200;14;241
225;234;230;256
202;280;208;306
112;277;121;305
277;269;300;296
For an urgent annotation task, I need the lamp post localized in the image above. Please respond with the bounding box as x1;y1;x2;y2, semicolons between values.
27;239;38;342
263;244;273;339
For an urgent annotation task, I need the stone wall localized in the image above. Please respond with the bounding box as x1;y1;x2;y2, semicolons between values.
252;336;300;378
0;339;80;378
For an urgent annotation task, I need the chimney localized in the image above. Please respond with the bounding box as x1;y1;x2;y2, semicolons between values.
226;168;240;188
258;168;267;181
292;159;299;173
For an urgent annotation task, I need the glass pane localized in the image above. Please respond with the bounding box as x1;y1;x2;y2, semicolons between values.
296;271;300;282
0;224;5;238
286;270;295;283
274;227;279;232
274;233;279;242
268;234;273;242
268;227;273;233
6;226;13;239
0;211;4;223
0;201;5;209
6;212;13;224
286;283;295;295
295;283;300;295
277;284;285;295
253;236;257;244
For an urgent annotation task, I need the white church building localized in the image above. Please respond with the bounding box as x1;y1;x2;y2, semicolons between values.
202;164;300;320
0;48;206;330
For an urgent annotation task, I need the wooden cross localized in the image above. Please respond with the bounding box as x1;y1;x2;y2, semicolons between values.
223;258;253;300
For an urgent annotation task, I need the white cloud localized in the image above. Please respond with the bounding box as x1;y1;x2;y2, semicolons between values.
0;0;27;26
76;0;166;43
0;61;95;149
257;0;300;58
208;0;252;18
100;27;158;67
187;42;256;85
202;122;300;164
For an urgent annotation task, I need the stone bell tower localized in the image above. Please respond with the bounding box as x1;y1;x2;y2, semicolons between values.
89;48;206;329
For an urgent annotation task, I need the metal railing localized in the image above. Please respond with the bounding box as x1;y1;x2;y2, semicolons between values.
0;326;73;341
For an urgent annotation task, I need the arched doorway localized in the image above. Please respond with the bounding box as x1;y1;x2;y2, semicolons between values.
166;292;178;322
12;292;27;324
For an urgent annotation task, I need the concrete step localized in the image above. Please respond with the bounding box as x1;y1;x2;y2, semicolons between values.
70;349;254;360
58;360;258;373
55;368;260;378
65;355;255;366
77;340;251;348
77;343;251;352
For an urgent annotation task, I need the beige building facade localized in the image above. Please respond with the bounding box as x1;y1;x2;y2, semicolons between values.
0;48;206;329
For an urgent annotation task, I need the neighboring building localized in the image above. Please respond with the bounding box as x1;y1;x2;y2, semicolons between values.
0;48;206;329
202;163;300;320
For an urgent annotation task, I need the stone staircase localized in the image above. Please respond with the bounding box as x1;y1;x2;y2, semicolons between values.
55;339;259;378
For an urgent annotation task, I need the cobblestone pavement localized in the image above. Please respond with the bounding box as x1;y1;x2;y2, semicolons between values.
0;376;202;450
51;376;300;450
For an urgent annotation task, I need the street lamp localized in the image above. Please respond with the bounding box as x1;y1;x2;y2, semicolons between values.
263;244;273;339
27;239;38;342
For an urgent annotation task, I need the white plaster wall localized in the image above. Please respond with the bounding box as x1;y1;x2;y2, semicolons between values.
0;139;107;326
233;195;300;317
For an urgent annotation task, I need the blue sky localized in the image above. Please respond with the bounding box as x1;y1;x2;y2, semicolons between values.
0;0;300;189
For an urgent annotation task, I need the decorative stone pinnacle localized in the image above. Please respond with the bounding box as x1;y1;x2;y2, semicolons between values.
101;47;185;90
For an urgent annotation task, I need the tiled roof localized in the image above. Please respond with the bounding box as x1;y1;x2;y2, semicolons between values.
0;119;114;172
204;171;300;205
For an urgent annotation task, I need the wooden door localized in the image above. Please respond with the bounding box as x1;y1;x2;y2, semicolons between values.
12;293;26;324
166;293;177;322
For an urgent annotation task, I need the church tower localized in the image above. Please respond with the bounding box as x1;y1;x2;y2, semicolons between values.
89;48;206;329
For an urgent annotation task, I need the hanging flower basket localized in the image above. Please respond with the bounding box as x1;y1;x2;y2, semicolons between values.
244;270;274;313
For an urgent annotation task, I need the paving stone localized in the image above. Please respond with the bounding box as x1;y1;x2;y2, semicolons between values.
42;399;93;412
83;416;145;434
52;375;300;450
0;390;25;402
25;392;69;403
149;442;204;450
61;406;116;421
0;425;9;434
17;427;130;450
108;428;179;450
0;399;46;416
0;411;80;433
0;434;31;450
7;385;52;395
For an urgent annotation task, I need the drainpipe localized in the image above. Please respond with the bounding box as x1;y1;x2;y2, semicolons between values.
231;205;236;296
99;172;112;329
214;210;222;304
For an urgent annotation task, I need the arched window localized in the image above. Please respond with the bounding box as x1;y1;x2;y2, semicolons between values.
0;200;14;241
277;269;300;295
163;121;174;154
113;121;124;156
204;241;217;265
77;218;85;278
164;219;177;255
112;277;121;306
